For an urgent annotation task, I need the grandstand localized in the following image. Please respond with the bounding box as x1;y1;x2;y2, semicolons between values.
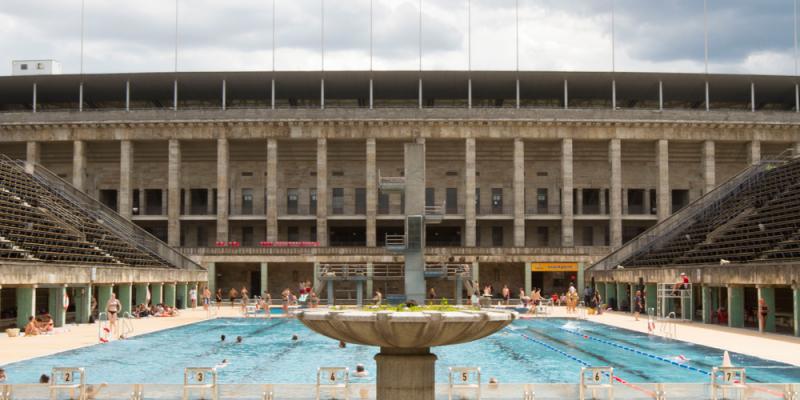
0;156;206;330
588;153;800;335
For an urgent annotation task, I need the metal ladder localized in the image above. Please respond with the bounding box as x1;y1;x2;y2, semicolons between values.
97;312;111;342
120;311;135;338
660;312;677;339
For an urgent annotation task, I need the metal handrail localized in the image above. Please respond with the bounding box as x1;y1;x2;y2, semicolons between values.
8;156;202;271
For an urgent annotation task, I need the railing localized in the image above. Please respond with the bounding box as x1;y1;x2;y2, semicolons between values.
10;157;202;271
384;234;406;251
317;264;404;280
179;245;610;257
120;312;135;338
588;155;782;271
660;312;678;340
424;203;445;223
424;263;473;279
377;169;405;192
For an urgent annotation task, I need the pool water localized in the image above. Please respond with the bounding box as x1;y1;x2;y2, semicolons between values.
3;318;799;384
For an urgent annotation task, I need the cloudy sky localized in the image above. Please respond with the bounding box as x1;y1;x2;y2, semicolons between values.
0;0;797;76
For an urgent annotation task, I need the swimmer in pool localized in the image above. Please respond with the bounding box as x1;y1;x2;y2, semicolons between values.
354;364;369;377
291;334;299;341
215;359;230;369
236;336;243;343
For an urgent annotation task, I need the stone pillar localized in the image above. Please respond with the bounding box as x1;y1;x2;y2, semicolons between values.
327;280;335;305
472;261;480;290
757;286;776;333
76;286;92;324
260;262;268;296
356;281;364;307
16;286;36;329
26;141;40;174
317;138;328;246
168;139;181;247
375;347;437;400
151;283;164;305
513;138;525;247
96;285;113;316
366;138;377;247
366;262;374;298
72;140;86;192
576;263;585;293
216;138;229;242
134;283;149;306
575;189;583;215
609;139;622;248
176;283;188;310
728;285;744;328
464;138;477;247
524;263;532;294
561;139;574;247
120;140;133;219
117;283;132;314
164;283;177;308
748;140;761;165
49;286;67;328
701;285;712;324
793;285;800;337
645;283;658;315
702;140;716;194
207;263;216;295
266;139;278;242
656;140;670;221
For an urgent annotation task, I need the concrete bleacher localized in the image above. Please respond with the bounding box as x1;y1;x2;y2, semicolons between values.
0;158;170;268
624;156;800;267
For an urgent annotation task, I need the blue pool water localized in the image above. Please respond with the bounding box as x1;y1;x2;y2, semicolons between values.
3;318;799;384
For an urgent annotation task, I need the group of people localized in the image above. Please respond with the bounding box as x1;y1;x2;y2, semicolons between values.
23;314;55;336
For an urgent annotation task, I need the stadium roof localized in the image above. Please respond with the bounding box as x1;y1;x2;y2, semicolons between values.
0;70;798;111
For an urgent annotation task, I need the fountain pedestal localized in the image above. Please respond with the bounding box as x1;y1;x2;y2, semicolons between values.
297;309;515;400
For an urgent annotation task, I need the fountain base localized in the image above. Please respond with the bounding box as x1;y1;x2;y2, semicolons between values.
375;347;437;400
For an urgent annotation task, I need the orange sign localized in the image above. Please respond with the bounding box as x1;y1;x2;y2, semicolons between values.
530;262;579;272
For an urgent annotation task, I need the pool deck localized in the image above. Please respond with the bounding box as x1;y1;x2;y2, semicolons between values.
538;307;800;367
0;306;246;365
1;305;799;368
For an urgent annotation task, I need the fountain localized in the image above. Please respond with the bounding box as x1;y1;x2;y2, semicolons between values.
298;143;516;400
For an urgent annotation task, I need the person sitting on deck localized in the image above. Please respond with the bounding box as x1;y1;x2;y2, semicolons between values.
24;316;40;336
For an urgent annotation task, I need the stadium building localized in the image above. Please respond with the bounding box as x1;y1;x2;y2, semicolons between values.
0;70;799;334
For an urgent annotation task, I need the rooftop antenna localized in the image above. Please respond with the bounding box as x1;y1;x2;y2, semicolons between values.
80;0;85;75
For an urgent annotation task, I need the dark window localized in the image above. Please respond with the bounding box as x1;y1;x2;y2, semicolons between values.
241;188;254;215
536;188;548;214
355;188;366;214
144;189;163;215
287;226;299;242
99;189;118;212
628;189;645;214
181;189;186;214
604;189;610;214
475;188;480;215
491;226;504;246
536;226;549;246
582;189;600;214
671;189;690;214
196;225;207;247
491;188;503;214
582;226;594;246
649;189;657;215
132;189;140;215
310;226;317;242
446;188;458;214
400;192;405;214
241;226;254;246
425;188;435;207
332;188;345;215
310;189;317;214
287;188;299;215
212;188;218;214
378;192;390;214
190;189;208;215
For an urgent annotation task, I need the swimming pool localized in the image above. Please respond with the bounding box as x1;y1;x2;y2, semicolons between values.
3;318;799;384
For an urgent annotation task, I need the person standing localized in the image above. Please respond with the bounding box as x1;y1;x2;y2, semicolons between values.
189;287;198;308
633;290;643;321
215;288;223;310
758;297;769;333
229;287;238;307
202;287;211;311
106;293;121;337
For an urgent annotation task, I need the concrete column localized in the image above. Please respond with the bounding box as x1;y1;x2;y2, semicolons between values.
701;285;712;324
207;263;216;295
524;263;532;294
164;283;177;308
72;140;87;192
327;280;335;305
96;285;113;316
266;139;278;242
561;139;574;247
366;261;374;298
176;283;188;310
356;281;364;307
49;286;67;328
656;140;670;221
513;139;525;246
748;140;761;165
609;139;622;248
728;285;744;328
623;189;630;215
117;283;132;314
465;138;477;247
168;139;181;247
260;263;268;296
25;141;40;174
575;189;583;215
207;188;214;215
645;283;657;313
793;285;800;337
216;138;229;242
366;138;377;247
702;140;716;195
76;286;92;324
576;263;585;293
16;286;36;329
757;286;776;333
472;262;480;290
134;283;149;306
120;140;133;219
151;283;164;305
317;138;328;246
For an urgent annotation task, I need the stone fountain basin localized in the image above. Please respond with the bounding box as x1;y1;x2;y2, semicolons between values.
297;309;516;348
